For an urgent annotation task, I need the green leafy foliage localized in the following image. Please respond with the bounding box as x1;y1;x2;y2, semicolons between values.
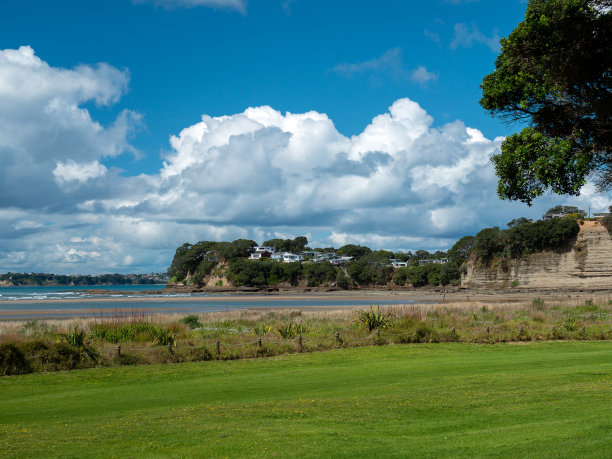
303;262;337;287
354;306;394;332
153;328;176;346
0;343;32;376
276;323;307;339
253;325;273;336
167;239;257;283
262;236;308;253
545;206;586;217
601;206;612;234
393;264;444;287
471;217;580;263
59;327;87;348
90;322;163;344
480;0;611;204
346;253;394;286
181;315;202;329
336;244;372;259
227;259;303;287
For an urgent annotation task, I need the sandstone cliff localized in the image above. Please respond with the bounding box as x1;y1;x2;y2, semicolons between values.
462;221;612;290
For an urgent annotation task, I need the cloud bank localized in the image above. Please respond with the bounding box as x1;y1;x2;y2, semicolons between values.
0;46;607;273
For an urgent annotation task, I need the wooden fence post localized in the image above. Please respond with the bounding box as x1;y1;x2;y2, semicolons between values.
257;338;262;348
298;334;303;352
216;340;221;355
334;331;340;344
116;345;121;358
486;326;490;334
451;327;455;335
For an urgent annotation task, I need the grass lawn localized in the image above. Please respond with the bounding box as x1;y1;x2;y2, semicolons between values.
0;342;610;457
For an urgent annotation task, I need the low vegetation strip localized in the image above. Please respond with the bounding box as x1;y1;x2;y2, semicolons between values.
1;298;611;375
0;342;610;457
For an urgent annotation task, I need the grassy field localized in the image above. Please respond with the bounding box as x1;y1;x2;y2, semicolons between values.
1;342;611;457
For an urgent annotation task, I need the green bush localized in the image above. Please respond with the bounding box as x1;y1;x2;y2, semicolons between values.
277;323;299;339
303;263;337;287
42;343;86;371
470;217;580;265
354;307;394;332
336;271;352;289
181;315;202;329
0;343;32;376
91;322;161;343
115;353;145;366
253;325;272;336
152;328;176;346
413;323;439;343
59;327;87;347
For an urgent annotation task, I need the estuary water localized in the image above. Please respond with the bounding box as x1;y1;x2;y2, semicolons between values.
0;285;410;319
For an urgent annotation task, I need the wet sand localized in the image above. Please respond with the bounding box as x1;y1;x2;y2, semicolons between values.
1;288;610;320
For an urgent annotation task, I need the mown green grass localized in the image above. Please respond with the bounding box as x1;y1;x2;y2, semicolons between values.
0;342;610;457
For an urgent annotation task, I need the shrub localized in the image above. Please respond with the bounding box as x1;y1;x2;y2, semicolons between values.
115;353;145;366
59;327;87;348
152;328;176;346
0;343;32;376
277;323;299;339
531;298;545;310
560;314;578;332
413;323;439;343
354;306;394;332
181;315;202;329
177;346;213;362
43;343;85;371
253;325;272;336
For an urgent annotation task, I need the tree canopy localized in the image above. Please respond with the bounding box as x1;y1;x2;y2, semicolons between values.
480;0;612;204
544;205;586;217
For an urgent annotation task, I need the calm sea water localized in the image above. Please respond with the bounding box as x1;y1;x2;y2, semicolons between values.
0;285;410;319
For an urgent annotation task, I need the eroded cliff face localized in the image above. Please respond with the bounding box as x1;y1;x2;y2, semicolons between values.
462;221;612;290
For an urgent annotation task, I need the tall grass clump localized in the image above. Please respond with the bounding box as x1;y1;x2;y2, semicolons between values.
355;306;394;332
253;325;272;336
531;298;545;310
277;323;307;339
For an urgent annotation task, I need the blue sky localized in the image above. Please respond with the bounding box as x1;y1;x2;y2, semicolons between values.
0;0;610;274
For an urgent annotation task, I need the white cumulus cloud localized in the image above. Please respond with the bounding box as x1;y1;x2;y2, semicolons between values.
1;46;610;274
53;160;108;185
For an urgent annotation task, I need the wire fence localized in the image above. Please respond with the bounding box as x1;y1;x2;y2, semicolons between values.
24;322;603;363
20;307;612;364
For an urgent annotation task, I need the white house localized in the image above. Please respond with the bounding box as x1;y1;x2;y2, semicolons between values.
418;258;448;266
271;252;305;263
390;259;409;268
248;246;275;260
332;256;354;265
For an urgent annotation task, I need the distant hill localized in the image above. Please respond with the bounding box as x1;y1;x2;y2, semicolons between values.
0;273;168;286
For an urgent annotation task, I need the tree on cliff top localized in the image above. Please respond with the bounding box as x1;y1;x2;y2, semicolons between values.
480;0;612;204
